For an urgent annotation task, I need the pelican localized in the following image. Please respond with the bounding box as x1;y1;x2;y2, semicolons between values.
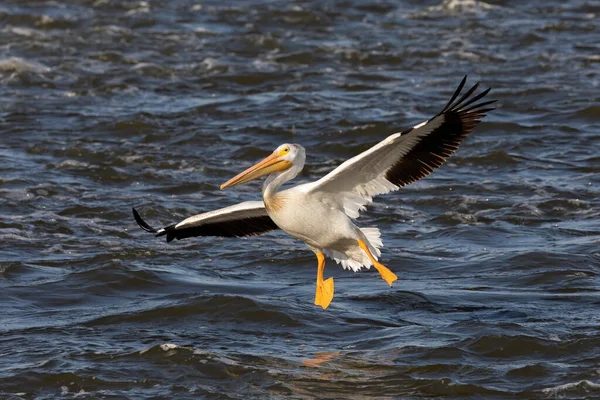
133;76;495;309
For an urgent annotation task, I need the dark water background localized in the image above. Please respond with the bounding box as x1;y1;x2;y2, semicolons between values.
1;0;599;398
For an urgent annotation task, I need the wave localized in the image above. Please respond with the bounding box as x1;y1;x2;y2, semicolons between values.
542;380;600;398
0;57;50;74
83;294;302;327
407;0;501;18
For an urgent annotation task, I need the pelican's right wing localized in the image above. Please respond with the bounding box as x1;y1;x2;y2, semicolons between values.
132;201;279;242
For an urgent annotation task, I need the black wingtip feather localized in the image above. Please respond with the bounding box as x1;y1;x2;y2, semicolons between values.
383;76;495;189
133;207;171;240
132;207;158;233
448;82;480;112
454;86;491;111
441;75;467;113
460;99;497;113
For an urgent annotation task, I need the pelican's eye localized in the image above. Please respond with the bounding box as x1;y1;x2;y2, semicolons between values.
280;146;290;156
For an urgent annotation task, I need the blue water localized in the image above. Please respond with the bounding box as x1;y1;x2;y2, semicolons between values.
1;0;599;398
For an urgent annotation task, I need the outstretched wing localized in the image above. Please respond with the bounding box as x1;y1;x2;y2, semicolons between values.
132;201;279;242
304;76;495;218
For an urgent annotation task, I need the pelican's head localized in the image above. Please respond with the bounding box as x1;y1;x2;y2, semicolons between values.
221;143;305;190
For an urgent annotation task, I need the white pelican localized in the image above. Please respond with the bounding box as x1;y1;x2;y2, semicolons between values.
133;76;494;310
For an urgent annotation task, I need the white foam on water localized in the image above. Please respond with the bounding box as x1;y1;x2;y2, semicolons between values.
0;57;50;74
542;380;600;397
140;343;181;355
160;343;179;351
440;0;496;12
407;0;499;18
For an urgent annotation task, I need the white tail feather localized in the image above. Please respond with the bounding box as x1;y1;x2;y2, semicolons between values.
360;227;382;257
323;227;383;272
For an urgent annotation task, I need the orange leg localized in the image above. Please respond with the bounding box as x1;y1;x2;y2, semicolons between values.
314;252;334;310
357;240;398;287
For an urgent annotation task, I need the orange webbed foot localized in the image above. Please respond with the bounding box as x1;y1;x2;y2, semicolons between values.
314;278;334;310
373;262;398;287
357;239;398;287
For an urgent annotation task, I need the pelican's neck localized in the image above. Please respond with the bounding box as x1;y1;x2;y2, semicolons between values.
262;162;303;200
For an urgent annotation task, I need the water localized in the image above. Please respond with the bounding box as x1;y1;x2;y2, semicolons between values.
1;0;599;398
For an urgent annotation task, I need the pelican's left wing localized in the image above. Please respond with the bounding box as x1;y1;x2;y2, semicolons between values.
132;201;279;242
305;76;495;218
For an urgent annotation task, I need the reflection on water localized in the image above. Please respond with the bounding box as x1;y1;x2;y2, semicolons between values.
302;351;341;368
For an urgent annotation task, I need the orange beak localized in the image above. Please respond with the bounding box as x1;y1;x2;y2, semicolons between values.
220;151;292;190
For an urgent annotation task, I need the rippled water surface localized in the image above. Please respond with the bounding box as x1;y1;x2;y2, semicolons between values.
1;0;600;398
